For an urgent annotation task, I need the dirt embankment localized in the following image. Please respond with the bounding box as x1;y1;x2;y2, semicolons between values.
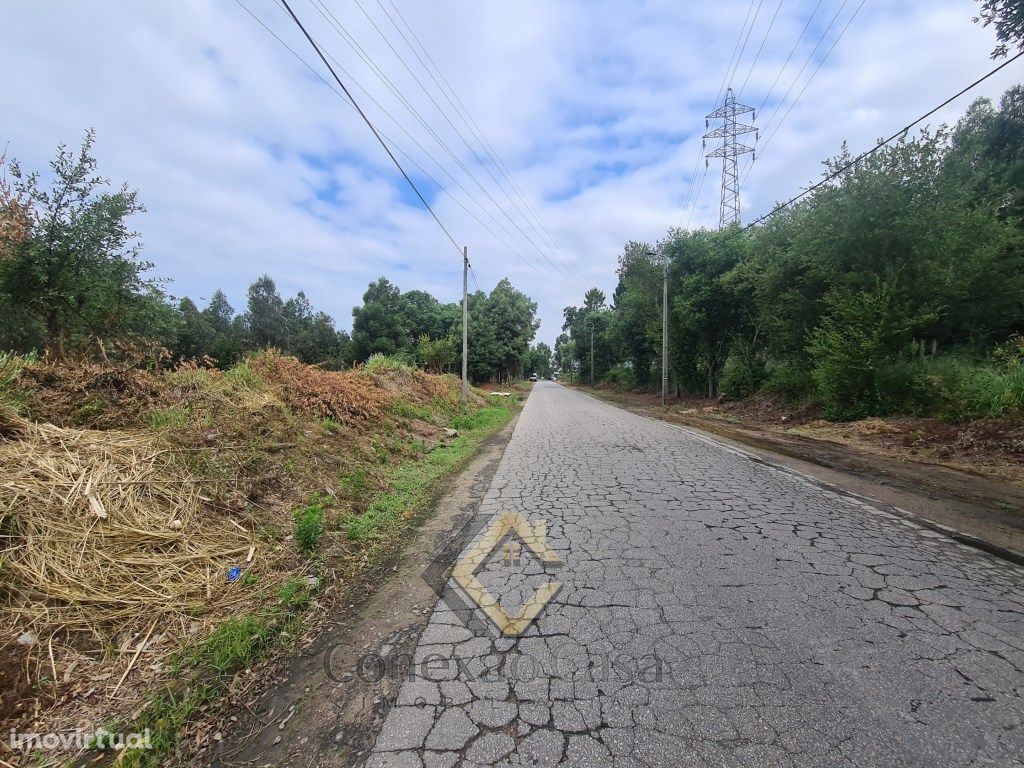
573;385;1024;561
0;351;516;767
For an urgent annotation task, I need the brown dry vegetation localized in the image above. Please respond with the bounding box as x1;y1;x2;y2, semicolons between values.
0;350;497;764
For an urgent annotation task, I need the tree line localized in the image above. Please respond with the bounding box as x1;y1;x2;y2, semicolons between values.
0;131;548;382
561;85;1024;420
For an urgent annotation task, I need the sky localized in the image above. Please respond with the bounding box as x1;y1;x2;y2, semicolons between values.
2;0;1020;346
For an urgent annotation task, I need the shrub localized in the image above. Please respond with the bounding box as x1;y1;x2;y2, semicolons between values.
807;288;914;420
719;341;766;400
876;353;1024;421
293;502;324;552
365;352;415;371
602;365;638;391
762;360;813;403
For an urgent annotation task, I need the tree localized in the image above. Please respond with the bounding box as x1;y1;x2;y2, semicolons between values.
975;0;1024;57
563;288;616;384
200;290;244;366
487;278;539;381
553;333;575;375
246;275;285;349
417;334;457;373
608;242;661;385
523;342;553;378
351;277;410;360
0;130;150;356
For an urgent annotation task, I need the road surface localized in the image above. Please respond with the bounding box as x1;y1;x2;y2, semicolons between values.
366;382;1024;767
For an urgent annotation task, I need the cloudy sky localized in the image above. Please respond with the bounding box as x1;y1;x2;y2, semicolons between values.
2;0;1019;345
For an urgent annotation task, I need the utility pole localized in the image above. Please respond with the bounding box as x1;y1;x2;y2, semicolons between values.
704;87;757;228
461;246;468;406
648;247;669;406
589;323;595;387
661;258;668;407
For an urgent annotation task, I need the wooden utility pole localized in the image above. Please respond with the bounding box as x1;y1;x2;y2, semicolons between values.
590;323;595;387
661;259;668;407
461;246;468;406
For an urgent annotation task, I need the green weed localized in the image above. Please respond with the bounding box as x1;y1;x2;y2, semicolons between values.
145;406;189;429
320;417;344;434
391;399;433;421
346;406;512;541
224;361;262;390
293;502;324;552
340;468;368;497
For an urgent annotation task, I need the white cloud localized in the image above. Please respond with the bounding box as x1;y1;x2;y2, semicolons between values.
1;0;1016;345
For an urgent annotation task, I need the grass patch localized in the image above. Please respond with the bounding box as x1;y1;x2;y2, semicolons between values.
293;501;325;552
0;351;34;418
391;398;434;422
224;361;263;390
145;405;189;429
346;406;513;541
118;578;314;767
320;416;344;434
365;352;414;371
340;468;368;497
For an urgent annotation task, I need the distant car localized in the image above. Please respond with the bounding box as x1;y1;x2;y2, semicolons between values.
529;373;538;382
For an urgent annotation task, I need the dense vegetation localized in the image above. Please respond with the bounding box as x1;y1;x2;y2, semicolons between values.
562;86;1024;421
0;133;547;382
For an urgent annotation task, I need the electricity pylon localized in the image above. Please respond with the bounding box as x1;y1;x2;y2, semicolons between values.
704;87;757;229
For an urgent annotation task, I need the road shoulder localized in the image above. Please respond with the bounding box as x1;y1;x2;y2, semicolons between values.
212;414;520;768
572;385;1024;565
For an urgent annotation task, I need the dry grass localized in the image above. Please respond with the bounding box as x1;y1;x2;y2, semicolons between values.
0;415;253;638
0;350;502;762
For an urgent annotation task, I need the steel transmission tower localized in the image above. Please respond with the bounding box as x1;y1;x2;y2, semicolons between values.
704;88;757;228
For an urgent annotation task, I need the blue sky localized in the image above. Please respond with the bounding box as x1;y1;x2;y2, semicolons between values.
2;0;1020;345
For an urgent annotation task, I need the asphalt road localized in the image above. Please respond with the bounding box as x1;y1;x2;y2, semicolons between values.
366;382;1024;767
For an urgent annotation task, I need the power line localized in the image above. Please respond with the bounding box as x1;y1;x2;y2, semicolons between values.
753;0;866;156
753;0;825;115
276;0;461;252
724;0;766;89
737;0;786;97
238;0;585;297
736;51;1024;236
314;0;588;294
378;0;579;276
740;0;867;188
352;0;578;286
745;0;853;154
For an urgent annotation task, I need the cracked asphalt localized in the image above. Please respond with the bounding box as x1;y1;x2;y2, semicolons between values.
365;382;1024;767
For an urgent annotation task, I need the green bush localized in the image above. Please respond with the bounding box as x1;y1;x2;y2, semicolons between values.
292;502;324;552
878;354;1024;421
807;288;913;420
602;364;638;391
762;360;813;403
719;342;766;400
365;352;415;371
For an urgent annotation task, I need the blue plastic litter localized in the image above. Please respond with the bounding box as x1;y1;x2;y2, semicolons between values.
227;566;242;582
